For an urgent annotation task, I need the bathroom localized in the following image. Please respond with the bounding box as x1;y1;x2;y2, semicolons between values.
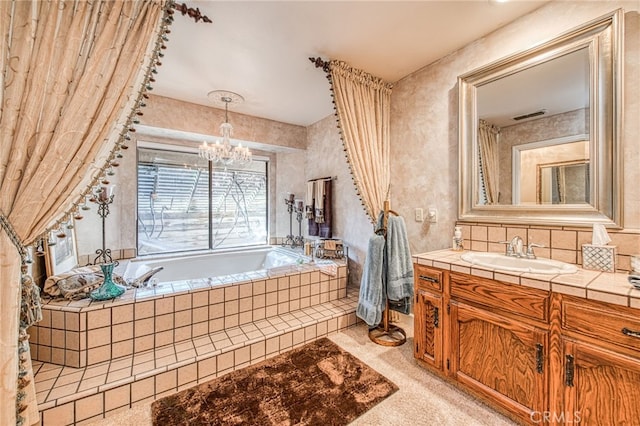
1;0;639;425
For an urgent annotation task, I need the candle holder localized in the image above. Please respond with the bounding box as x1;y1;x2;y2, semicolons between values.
89;185;125;301
293;199;304;247
283;193;296;247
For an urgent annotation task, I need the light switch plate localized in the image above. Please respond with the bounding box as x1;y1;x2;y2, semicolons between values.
414;208;424;222
428;208;437;223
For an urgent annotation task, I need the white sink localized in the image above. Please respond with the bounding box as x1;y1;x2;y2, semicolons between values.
460;252;578;274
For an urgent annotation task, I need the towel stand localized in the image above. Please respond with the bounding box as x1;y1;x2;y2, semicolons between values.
368;200;407;347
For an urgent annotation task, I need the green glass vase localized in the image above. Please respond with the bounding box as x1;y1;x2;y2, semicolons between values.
90;262;125;301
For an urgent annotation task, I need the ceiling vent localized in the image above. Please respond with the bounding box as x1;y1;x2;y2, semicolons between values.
512;109;546;121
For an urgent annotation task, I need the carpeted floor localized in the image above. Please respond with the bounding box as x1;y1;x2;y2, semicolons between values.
87;315;516;426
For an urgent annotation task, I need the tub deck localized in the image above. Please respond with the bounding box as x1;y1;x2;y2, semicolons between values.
31;261;359;425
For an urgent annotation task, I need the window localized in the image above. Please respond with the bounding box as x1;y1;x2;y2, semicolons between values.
137;147;268;255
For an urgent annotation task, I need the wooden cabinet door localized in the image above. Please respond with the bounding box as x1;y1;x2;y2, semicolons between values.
563;339;640;426
450;301;547;423
414;288;443;370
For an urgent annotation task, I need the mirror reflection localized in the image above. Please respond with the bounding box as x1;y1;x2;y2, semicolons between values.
475;48;590;206
458;10;622;227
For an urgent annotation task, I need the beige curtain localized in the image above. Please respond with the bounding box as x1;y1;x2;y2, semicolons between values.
329;60;392;223
478;119;500;205
0;1;167;424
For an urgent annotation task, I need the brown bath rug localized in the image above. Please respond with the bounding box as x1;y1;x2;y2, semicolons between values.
151;337;398;425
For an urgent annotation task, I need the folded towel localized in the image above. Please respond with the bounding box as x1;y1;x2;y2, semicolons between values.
385;214;414;314
324;239;337;251
305;181;315;219
357;234;386;327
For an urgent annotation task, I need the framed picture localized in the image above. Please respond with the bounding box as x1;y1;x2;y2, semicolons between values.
45;222;79;277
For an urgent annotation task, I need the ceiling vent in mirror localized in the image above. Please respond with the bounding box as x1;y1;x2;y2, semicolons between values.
512;109;546;121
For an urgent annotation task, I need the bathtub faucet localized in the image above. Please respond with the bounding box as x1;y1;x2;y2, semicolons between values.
130;266;164;287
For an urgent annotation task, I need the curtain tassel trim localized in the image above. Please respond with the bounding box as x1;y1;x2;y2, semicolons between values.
8;2;177;424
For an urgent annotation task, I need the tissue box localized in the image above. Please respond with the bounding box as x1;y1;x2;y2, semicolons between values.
582;244;616;272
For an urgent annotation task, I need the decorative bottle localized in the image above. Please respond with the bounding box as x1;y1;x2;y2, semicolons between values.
452;226;464;251
90;262;125;301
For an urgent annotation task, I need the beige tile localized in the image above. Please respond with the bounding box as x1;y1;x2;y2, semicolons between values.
506;227;528;242
178;364;197;386
135;318;154;337
112;322;134;343
250;341;265;360
131;376;155;403
51;329;66;349
278;276;290;291
87;309;112;330
155;297;174;315
252;280;266;295
239;297;252;313
224;285;239;301
239;311;253;325
209;302;224;319
87;327;111;349
192;291;209;308
174;310;191;328
198;356;217;379
486;226;506;243
252;307;266;321
155;313;174;332
552;283;587;298
266;278;278;293
174;325;191;342
587;290;629;306
234;346;251;366
112;340;133;359
209;318;224;333
217;351;234;372
87;345;111;365
304;325;317;341
155;330;173;347
155;370;177;394
174;294;192;311
528;229;550;247
471;225;488;241
42;402;74;425
224;315;239;328
292;328;305;346
551;230;577;250
134;335;154;353
551;248;577;264
266;292;278;306
112;304;133;325
209;287;224;304
135;301;154;320
105;384;130;412
192;321;208;337
192;306;208;324
239;283;253;299
265;336;279;355
51;310;65;330
225;300;239;315
610;232;640;255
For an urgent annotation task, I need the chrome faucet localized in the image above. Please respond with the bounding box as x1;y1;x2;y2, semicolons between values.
510;236;524;257
525;242;545;259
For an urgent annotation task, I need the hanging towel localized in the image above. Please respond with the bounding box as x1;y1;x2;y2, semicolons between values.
314;179;326;223
385;214;414;315
356;233;386;327
305;181;315;219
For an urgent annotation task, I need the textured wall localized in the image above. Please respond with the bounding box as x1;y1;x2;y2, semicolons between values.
305;115;372;286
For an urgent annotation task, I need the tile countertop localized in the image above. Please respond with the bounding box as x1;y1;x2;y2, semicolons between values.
413;249;640;310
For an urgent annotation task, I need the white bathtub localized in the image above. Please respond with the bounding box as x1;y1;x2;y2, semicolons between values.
123;246;305;283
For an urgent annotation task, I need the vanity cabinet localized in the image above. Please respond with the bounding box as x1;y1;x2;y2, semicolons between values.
560;296;640;425
413;265;640;425
449;272;549;423
413;265;444;369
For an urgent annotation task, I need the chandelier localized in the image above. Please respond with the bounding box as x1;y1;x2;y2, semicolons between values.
199;90;252;166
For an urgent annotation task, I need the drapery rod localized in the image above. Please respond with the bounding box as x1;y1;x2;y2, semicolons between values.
307;176;336;182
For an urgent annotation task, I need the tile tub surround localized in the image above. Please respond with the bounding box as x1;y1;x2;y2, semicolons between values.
413;249;640;309
457;223;640;273
29;262;348;368
35;294;359;425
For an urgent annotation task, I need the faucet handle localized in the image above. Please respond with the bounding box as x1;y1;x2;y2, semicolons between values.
498;240;514;256
526;242;545;259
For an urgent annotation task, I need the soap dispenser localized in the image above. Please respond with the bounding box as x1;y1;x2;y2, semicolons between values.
452;226;463;251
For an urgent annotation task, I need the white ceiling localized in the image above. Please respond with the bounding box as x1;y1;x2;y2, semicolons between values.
153;0;549;127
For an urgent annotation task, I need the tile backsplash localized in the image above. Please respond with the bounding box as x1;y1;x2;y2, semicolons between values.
457;222;639;273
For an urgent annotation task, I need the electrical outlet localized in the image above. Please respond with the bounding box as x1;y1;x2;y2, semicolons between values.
428;208;437;223
414;208;424;222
